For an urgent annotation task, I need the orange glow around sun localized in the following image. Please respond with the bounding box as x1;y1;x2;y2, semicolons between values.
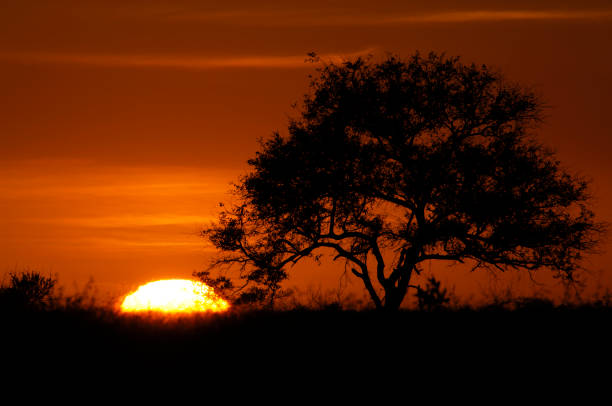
120;279;229;313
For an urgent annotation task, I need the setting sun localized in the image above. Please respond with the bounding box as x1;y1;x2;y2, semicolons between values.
120;279;229;313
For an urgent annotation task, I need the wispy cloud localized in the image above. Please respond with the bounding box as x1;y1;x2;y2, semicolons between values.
21;215;214;228
0;163;225;255
170;9;612;26
391;10;612;24
0;48;375;70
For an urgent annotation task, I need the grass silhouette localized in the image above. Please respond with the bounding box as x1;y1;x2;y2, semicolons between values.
2;270;610;378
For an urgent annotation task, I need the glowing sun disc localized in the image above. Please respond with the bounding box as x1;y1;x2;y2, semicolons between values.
120;279;229;313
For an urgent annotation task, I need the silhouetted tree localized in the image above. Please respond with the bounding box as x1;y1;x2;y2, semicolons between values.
201;52;604;310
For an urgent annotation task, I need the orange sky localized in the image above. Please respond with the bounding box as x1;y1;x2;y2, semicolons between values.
1;0;611;304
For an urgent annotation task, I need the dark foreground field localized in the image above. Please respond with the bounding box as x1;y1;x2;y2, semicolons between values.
3;302;611;379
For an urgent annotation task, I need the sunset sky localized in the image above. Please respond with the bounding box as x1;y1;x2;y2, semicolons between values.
1;0;611;302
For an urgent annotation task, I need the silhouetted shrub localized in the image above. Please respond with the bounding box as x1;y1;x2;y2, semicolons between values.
415;277;451;311
0;271;57;311
513;297;555;311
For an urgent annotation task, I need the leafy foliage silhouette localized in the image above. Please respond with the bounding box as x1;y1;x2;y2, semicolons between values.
201;52;604;310
415;277;451;311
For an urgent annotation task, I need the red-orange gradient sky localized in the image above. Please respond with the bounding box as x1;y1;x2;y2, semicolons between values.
1;0;611;302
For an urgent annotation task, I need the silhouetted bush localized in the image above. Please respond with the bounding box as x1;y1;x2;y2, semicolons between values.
415;277;451;311
0;271;57;311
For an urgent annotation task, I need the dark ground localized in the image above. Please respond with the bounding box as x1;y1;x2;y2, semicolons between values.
3;304;610;374
1;305;610;403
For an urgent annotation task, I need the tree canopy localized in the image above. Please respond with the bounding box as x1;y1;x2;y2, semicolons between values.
200;52;604;310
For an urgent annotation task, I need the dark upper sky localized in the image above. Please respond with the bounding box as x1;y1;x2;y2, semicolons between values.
1;0;611;300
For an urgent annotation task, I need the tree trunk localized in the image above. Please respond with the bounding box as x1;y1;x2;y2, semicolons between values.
382;286;409;311
381;264;415;311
